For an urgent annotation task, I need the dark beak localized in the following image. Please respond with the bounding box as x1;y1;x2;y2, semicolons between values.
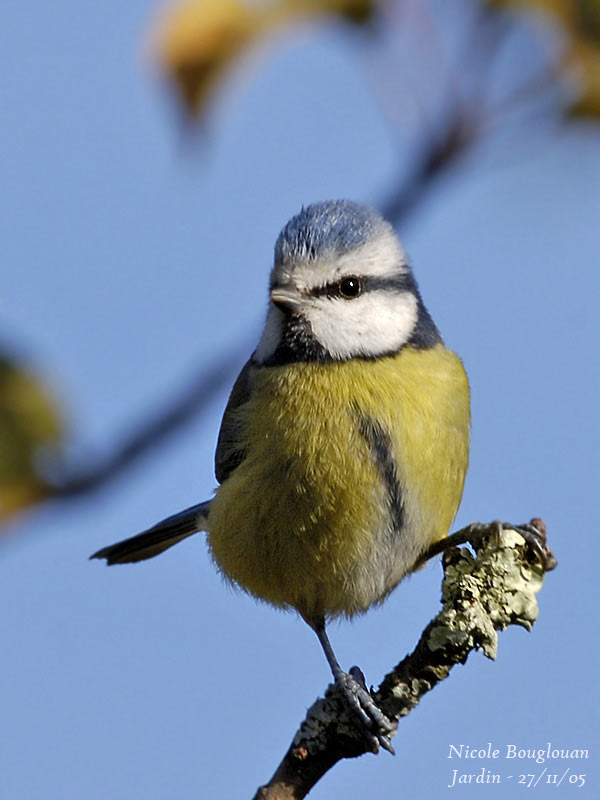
270;286;303;313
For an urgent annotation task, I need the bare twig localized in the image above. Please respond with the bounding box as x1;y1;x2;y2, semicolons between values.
253;520;556;800
378;106;481;226
41;347;248;500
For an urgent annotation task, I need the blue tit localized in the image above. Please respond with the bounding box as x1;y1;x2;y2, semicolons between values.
92;199;470;753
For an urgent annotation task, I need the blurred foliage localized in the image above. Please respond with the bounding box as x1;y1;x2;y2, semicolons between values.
154;0;600;121
152;0;374;115
0;355;61;525
486;0;600;118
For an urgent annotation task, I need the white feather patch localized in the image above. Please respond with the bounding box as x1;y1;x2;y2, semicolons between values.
306;291;418;359
255;307;283;363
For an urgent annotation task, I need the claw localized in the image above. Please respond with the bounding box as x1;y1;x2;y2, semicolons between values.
335;669;396;754
314;623;396;755
419;517;556;572
500;519;557;571
335;667;396;755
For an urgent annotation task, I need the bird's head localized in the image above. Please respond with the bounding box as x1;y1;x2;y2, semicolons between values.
255;200;440;365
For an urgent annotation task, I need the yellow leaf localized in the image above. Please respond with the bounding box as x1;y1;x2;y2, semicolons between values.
0;355;63;524
292;0;375;25
153;0;262;115
568;46;600;116
566;0;600;117
151;0;375;117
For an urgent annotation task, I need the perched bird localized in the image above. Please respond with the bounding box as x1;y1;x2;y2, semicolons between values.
92;200;470;752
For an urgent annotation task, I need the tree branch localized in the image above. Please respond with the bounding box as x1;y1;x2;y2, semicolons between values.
41;347;248;500
378;104;481;227
253;519;556;800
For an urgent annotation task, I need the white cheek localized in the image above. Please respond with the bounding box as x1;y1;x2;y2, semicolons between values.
255;307;282;362
306;292;418;359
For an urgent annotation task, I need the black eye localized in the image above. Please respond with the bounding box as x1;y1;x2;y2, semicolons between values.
339;276;362;299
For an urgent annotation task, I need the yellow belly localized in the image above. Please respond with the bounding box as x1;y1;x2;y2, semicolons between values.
206;344;470;623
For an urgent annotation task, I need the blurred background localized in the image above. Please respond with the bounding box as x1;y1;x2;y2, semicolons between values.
1;0;598;797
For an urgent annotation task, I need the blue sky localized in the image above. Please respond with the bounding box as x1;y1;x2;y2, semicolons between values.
1;2;599;798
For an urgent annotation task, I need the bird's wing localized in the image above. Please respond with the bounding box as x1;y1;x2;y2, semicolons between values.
214;357;255;483
90;501;210;565
91;358;255;565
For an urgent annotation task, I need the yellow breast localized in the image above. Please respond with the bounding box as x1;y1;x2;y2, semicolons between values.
206;344;470;623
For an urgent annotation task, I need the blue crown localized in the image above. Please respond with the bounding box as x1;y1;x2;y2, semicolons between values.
275;200;387;265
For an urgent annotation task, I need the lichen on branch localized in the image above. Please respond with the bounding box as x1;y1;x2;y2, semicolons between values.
254;520;556;800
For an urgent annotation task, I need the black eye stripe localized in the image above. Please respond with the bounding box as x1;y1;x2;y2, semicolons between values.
310;274;411;299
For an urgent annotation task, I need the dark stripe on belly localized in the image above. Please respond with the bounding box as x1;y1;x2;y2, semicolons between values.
357;414;404;534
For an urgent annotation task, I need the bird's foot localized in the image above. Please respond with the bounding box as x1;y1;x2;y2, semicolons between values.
474;518;557;571
333;665;395;755
498;519;557;571
420;517;556;572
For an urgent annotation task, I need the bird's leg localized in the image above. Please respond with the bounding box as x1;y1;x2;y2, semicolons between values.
313;621;395;754
417;518;557;571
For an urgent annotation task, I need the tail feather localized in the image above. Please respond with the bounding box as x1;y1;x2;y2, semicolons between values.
90;501;210;565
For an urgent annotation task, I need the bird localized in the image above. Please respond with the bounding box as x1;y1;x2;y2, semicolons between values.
91;199;471;753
